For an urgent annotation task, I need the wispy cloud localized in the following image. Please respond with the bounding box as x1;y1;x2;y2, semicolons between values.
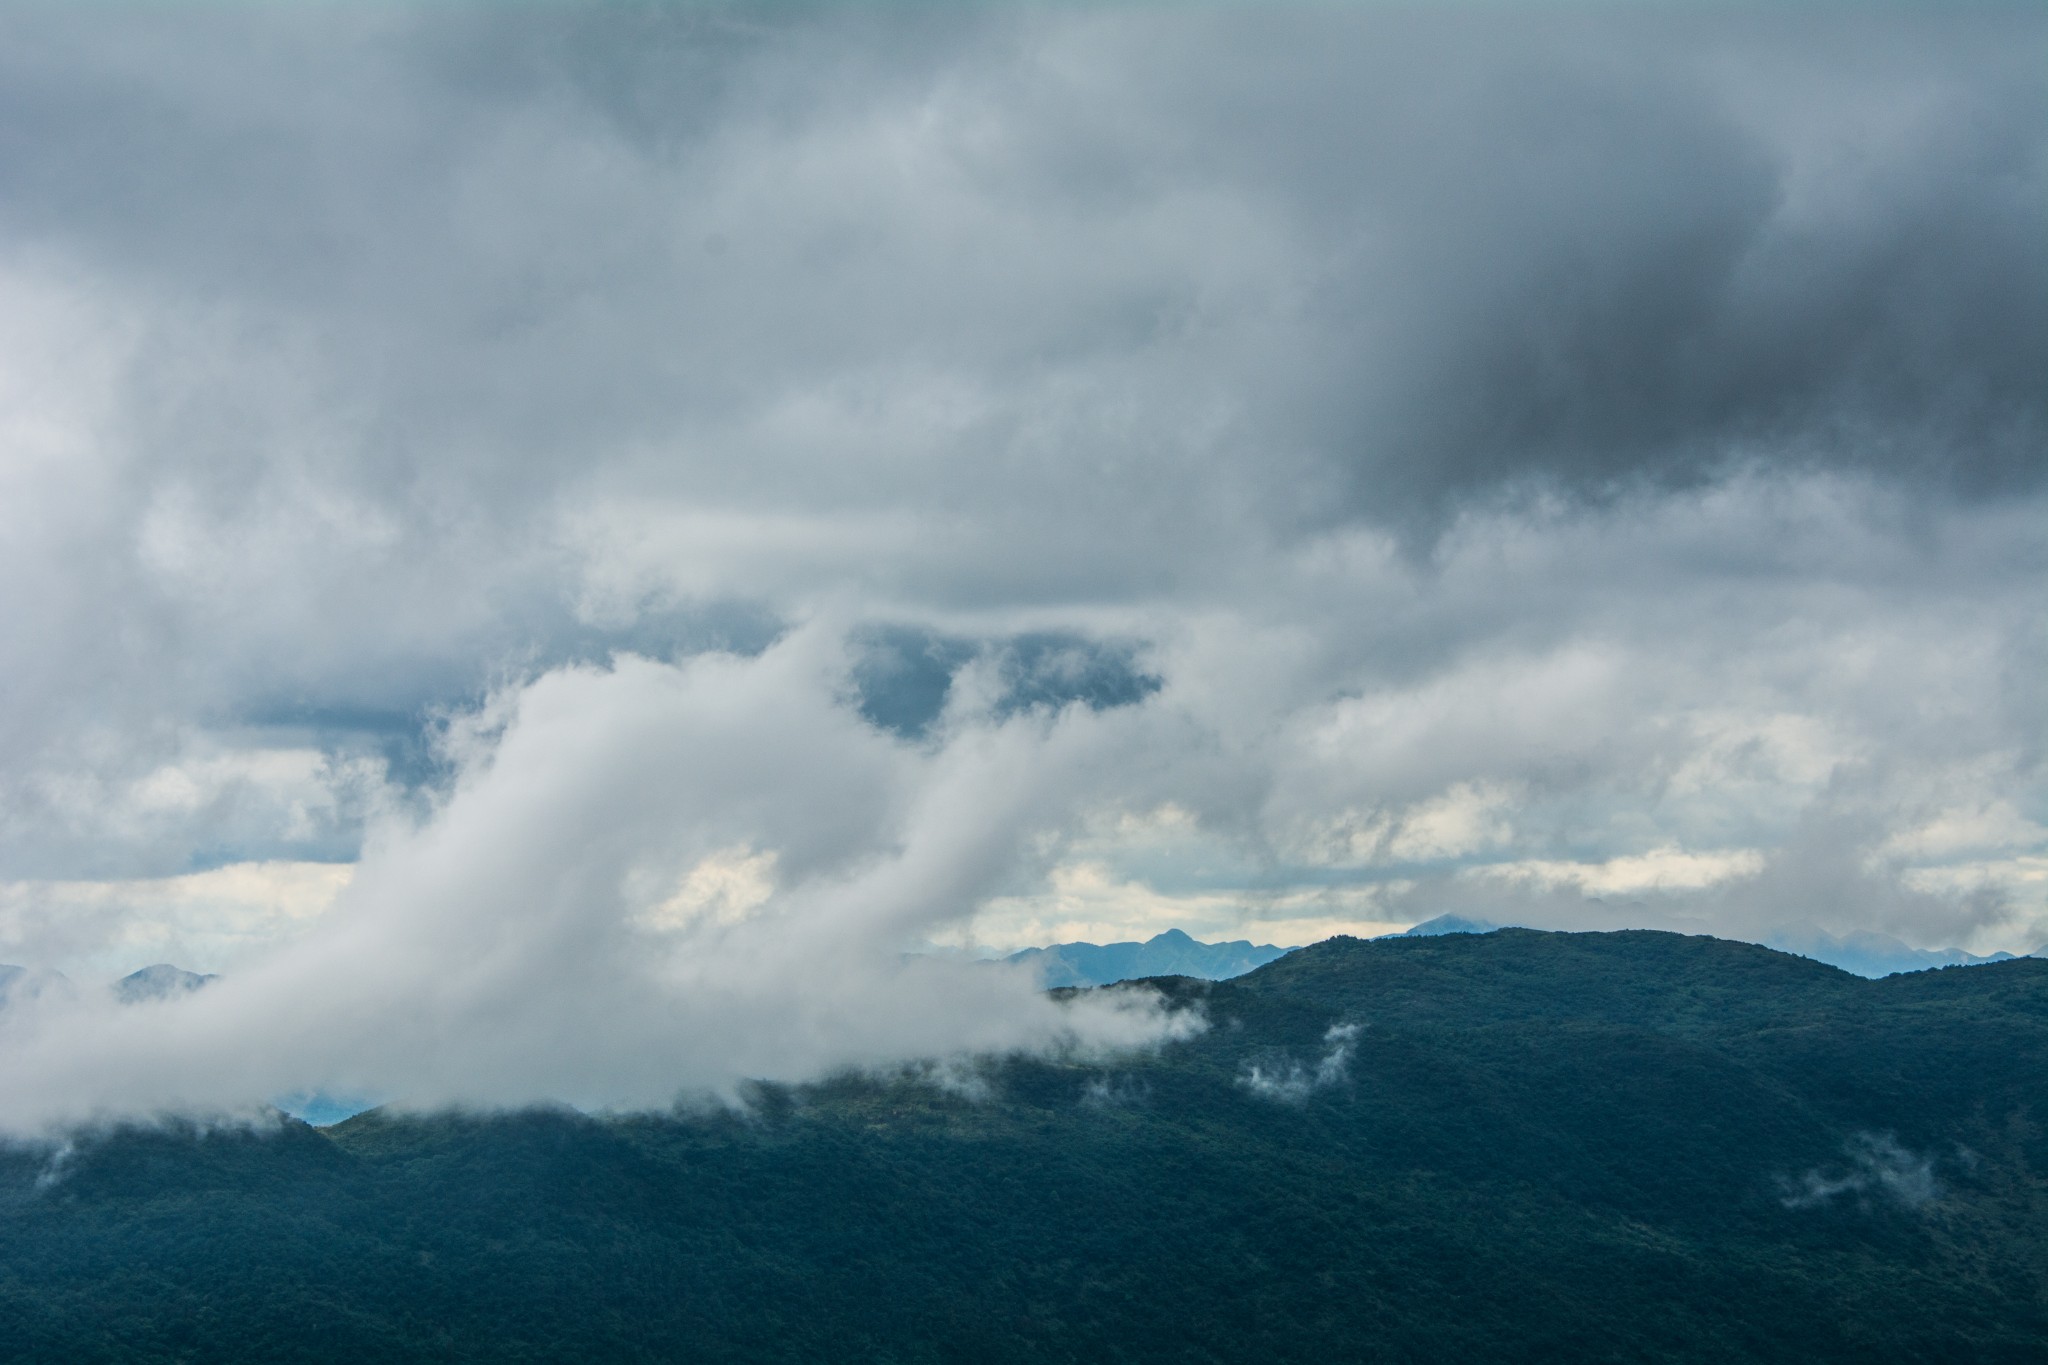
1779;1132;1942;1211
1239;1022;1361;1105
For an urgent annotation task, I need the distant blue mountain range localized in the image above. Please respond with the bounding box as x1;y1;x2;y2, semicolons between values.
1005;929;1293;987
1758;925;2028;979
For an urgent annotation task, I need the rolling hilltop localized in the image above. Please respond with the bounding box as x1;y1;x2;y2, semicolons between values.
3;928;2046;1362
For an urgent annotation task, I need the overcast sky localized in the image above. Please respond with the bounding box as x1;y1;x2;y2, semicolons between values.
0;3;2040;1123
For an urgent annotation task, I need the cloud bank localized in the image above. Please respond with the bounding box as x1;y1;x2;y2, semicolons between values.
0;634;1196;1130
0;3;2040;1120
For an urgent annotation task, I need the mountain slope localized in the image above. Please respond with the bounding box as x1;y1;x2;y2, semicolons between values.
1;929;2044;1363
1387;913;2034;978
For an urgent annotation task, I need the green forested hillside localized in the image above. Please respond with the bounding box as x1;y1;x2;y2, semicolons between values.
2;929;2044;1363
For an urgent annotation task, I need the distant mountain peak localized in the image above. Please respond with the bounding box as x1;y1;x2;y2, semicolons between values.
114;964;219;1004
1398;914;1502;938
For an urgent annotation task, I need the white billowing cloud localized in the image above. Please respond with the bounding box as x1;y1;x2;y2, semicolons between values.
0;861;351;980
635;846;779;933
26;744;389;874
0;634;1198;1133
1294;783;1523;868
1472;848;1768;896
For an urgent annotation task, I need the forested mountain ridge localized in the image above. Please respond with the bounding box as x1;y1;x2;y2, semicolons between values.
3;929;2045;1363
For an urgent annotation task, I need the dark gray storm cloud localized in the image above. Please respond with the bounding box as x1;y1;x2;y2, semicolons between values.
8;7;2035;538
0;2;2039;1123
1262;12;2048;525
